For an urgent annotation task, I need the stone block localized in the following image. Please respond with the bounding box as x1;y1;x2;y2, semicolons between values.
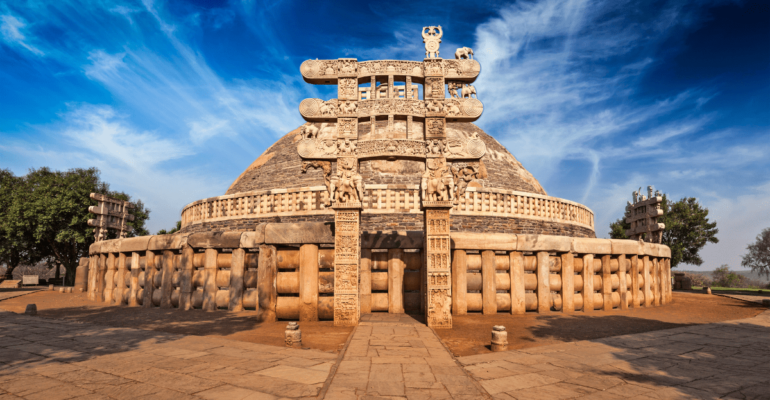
265;222;334;244
240;229;265;248
654;244;671;258
148;233;190;250
571;238;611;254
517;235;571;252
361;230;423;249
188;231;244;249
119;236;152;253
100;239;121;253
451;232;517;251
89;242;102;255
610;239;641;255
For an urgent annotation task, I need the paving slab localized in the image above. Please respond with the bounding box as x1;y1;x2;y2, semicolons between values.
458;308;770;399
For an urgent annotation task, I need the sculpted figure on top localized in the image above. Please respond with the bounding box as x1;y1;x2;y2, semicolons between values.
455;47;474;60
422;26;443;58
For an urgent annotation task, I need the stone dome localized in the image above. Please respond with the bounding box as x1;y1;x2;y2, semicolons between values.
227;121;546;196
179;120;595;238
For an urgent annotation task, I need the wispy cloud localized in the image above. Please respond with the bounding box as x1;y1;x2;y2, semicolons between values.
0;14;43;56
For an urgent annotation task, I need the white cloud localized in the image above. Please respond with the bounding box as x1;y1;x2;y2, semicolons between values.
0;14;44;56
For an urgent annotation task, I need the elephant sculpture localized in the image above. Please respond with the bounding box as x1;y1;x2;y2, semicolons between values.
422;160;454;202
461;84;477;99
427;100;444;113
319;102;334;115
455;47;474;60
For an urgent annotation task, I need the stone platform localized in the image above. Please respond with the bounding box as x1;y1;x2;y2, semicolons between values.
1;306;768;399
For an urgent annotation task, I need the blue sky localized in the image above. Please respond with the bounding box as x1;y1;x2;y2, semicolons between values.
1;0;768;271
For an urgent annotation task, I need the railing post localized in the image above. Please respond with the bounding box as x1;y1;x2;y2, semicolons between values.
143;250;156;308
360;249;372;314
582;254;594;312
388;249;405;314
202;249;218;311
299;244;319;321
482;250;497;315
561;252;574;314
180;246;194;310
452;249;467;315
160;250;175;309
643;256;651;307
257;245;277;322
618;254;628;310
510;251;525;314
115;253;127;305
128;252;140;306
536;251;551;313
631;255;639;308
104;253;116;304
602;255;612;311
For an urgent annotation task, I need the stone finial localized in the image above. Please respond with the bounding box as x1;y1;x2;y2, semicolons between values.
285;322;302;348
422;26;443;58
25;304;37;316
491;325;508;352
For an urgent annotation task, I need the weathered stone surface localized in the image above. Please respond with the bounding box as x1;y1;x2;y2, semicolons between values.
119;236;151;253
101;239;121;253
451;232;517;250
240;224;266;248
571;238;611;254
518;235;571;252
361;230;423;249
610;239;641;255
89;242;102;255
188;231;243;249
148;234;189;251
265;222;334;244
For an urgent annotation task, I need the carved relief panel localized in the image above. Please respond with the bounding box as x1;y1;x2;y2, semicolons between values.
334;208;360;326
424;207;452;329
338;78;358;101
337;118;358;139
425;77;445;100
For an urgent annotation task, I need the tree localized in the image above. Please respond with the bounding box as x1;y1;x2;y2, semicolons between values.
157;221;181;235
712;265;748;288
741;228;770;279
0;169;41;279
0;167;150;285
608;195;718;268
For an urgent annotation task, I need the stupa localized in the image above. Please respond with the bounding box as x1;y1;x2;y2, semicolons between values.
84;28;672;328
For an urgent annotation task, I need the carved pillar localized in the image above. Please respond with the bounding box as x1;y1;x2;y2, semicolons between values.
128;252;140;307
405;75;412;99
451;249;467;315
424;204;452;329
370;76;376;136
333;203;361;326
103;253;116;304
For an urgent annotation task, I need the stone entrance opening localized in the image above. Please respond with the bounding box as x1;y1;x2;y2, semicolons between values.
366;248;424;314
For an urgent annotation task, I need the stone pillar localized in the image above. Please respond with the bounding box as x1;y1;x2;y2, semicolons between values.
180;246;194;310
160;250;175;309
202;248;218;311
424;204;452;329
258;245;277;322
536;252;551;313
103;253;116;304
405;76;412;98
388;75;394;98
333;204;362;326
88;255;97;301
582;254;594;312
360;249;372;314
666;258;672;303
128;252;140;307
97;254;107;302
451;249;467;315
299;244;319;321
228;248;245;312
561;252;574;314
618;254;628;310
653;258;661;306
143;250;156;308
510;251;526;314
388;249;405;314
643;256;651;307
631;255;639;308
115;253;127;305
602;255;612;311
482;250;496;315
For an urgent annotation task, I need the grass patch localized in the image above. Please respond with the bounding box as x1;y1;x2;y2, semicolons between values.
692;286;768;295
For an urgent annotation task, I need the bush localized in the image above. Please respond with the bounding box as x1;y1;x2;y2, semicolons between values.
712;265;751;288
684;272;711;287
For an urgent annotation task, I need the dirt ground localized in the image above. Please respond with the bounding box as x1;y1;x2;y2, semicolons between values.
435;292;766;356
0;290;352;353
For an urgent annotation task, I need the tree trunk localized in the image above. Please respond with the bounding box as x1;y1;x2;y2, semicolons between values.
64;264;77;286
55;264;61;281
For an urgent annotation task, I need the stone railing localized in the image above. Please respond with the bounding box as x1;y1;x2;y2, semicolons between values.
448;233;672;314
180;186;594;230
85;226;671;324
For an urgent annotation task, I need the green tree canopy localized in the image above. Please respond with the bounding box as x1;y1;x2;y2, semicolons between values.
741;228;770;279
609;195;718;268
156;221;181;235
0;167;149;284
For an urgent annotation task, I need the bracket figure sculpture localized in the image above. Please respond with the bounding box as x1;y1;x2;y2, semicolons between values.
461;84;477;99
331;158;364;205
422;158;455;202
455;46;474;60
422;26;443;58
448;82;478;99
301;123;319;139
301;160;333;206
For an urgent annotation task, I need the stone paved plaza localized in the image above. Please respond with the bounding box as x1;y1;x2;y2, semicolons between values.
1;298;769;399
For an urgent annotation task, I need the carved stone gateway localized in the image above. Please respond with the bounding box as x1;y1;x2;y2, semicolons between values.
297;27;482;326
